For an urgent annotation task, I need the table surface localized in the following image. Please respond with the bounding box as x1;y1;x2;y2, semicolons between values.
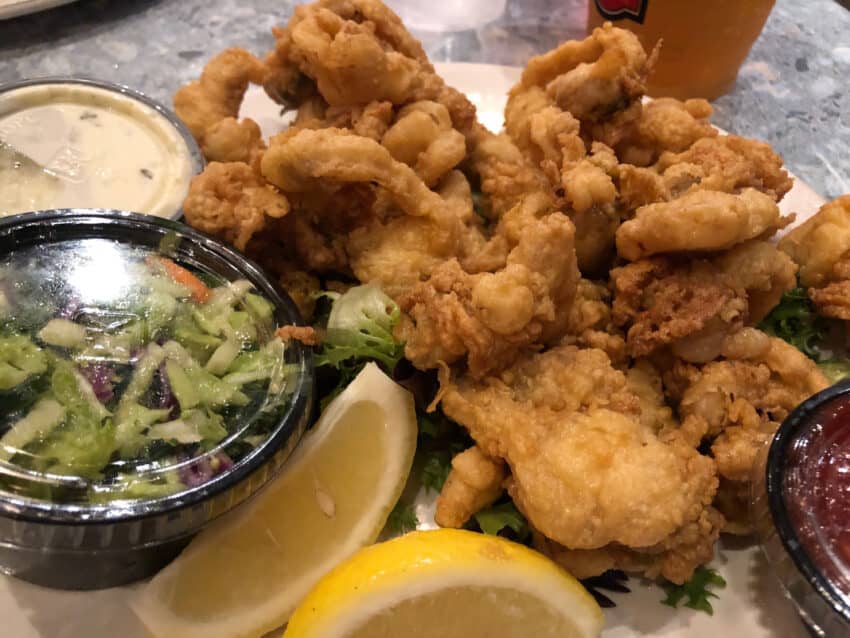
1;0;848;200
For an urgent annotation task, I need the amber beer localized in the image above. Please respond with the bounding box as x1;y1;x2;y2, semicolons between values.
587;0;776;100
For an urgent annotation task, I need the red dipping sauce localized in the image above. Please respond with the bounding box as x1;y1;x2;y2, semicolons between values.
784;395;850;597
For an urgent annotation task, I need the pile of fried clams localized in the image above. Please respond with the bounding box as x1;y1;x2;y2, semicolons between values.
174;0;843;585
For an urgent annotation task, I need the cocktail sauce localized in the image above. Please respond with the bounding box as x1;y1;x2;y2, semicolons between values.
785;395;850;596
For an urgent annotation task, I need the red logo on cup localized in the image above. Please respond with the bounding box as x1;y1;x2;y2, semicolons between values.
594;0;648;23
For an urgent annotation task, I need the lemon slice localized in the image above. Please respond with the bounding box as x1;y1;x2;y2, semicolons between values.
131;363;418;638
284;529;604;638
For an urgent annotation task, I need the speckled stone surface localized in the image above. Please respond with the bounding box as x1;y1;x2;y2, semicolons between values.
1;0;848;198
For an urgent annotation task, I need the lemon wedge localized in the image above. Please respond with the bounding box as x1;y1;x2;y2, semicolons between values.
284;529;604;638
131;363;418;638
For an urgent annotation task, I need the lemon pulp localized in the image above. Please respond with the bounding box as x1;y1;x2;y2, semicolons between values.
346;586;588;638
284;529;603;638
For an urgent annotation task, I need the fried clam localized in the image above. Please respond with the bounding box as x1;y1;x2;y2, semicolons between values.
172;1;839;591
259;127;482;292
262;0;477;134
618;135;794;213
615;188;792;261
435;446;507;529
173;48;267;165
502;96;621;274
440;345;720;584
181;161;290;252
668;331;829;532
610;240;797;362
779;195;850;319
509;22;649;128
464;122;553;221
597;96;716;167
502;25;731;276
396;193;580;379
534;507;724;585
559;278;627;366
263;0;430;107
256;128;579;379
381;101;467;187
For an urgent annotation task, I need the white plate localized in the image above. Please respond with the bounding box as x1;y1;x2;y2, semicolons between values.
0;0;77;20
0;63;824;638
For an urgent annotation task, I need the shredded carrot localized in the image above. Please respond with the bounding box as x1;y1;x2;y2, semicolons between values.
151;255;211;303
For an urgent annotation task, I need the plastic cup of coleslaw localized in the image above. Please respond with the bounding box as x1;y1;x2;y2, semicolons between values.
0;209;313;590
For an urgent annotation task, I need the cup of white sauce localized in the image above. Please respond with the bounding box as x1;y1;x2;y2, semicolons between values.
0;78;203;220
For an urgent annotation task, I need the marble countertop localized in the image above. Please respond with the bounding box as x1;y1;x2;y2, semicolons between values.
1;0;848;199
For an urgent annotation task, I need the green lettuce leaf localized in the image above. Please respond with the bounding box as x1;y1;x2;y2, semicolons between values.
758;287;826;359
387;500;419;534
661;567;726;615
474;501;528;539
314;284;405;406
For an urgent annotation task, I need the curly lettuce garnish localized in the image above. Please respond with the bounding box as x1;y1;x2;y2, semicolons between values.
759;285;850;382
314;284;405;405
387;500;419;535
316;283;404;369
758;287;826;359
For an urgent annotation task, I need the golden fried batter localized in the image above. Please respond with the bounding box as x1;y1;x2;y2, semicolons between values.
611;241;796;361
200;117;265;168
561;279;627;364
809;278;850;319
562;143;621;274
466;123;552;220
713;238;798;324
779;195;850;288
381;101;467;187
268;1;428;107
514;23;648;125
611;257;745;361
262;0;478;136
182;162;290;251
503;86;585;181
173;48;267;163
262;128;446;217
619;135;793;213
435;446;507;528
676;334;828;481
174;4;835;588
503;25;652;274
440;345;719;582
535;506;724;584
656;135;793;202
616;188;789;261
398;195;579;377
605;97;716;167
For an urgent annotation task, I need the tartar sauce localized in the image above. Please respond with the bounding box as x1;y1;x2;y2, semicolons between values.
0;82;197;218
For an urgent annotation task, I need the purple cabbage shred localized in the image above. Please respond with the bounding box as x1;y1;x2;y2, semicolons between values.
178;452;234;488
154;363;179;418
57;297;81;320
79;363;115;403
